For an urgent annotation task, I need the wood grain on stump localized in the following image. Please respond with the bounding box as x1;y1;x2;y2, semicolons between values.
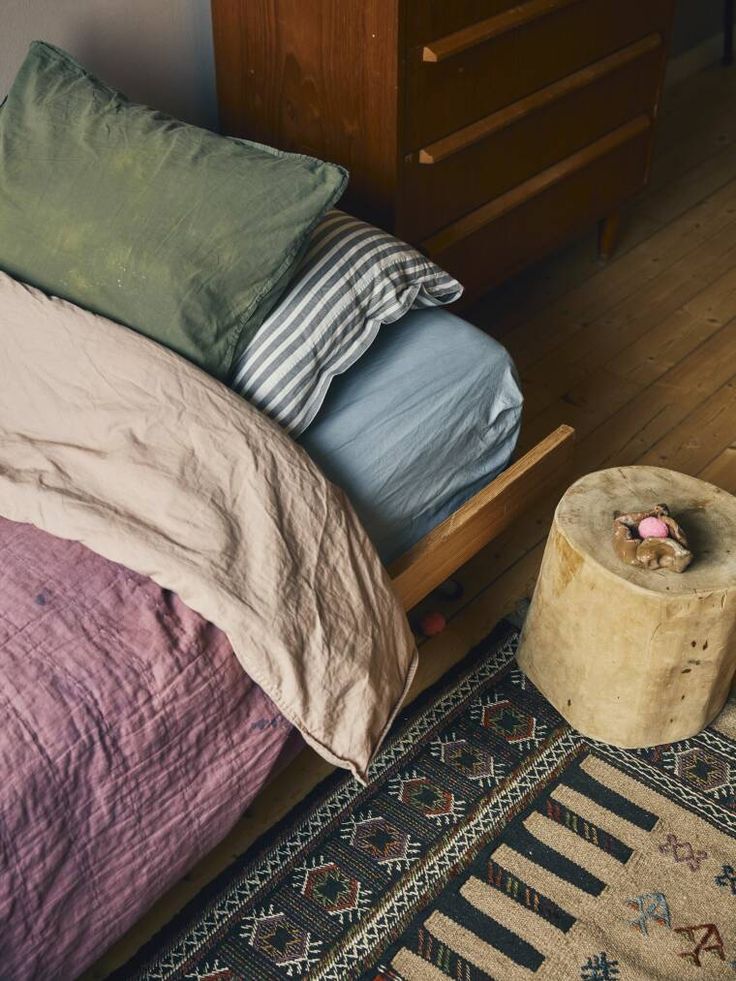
517;466;736;747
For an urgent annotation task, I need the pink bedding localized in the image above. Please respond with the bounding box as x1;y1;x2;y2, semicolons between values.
0;271;416;977
0;272;416;780
0;517;297;980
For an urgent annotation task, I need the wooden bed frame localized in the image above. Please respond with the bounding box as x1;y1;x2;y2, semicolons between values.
389;424;575;609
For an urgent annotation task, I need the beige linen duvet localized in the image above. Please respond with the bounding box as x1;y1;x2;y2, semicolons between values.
0;271;417;780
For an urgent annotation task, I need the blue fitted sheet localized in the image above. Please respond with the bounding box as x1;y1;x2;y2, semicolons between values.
298;307;523;564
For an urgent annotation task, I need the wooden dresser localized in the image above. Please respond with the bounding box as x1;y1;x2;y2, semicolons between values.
212;0;675;300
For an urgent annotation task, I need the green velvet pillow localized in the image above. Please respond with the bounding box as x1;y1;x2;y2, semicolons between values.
0;42;347;379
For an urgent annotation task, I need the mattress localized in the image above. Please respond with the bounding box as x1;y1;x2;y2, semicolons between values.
299;307;524;564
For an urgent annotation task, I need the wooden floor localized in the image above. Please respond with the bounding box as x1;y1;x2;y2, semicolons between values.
86;61;736;978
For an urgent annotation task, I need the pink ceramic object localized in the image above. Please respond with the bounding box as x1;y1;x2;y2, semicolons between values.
638;516;669;539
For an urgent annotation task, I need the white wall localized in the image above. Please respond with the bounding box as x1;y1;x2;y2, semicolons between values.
1;0;218;129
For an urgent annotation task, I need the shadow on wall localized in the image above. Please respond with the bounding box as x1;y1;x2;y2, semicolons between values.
1;0;218;130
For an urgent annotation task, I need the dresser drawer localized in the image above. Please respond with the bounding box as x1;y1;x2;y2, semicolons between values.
404;0;519;45
400;36;663;241
405;0;673;149
422;116;652;300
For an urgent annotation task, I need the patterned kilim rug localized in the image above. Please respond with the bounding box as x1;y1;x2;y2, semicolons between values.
120;623;736;980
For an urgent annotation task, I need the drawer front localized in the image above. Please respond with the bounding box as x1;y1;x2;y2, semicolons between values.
400;37;664;241
406;0;674;149
422;117;651;301
404;0;519;45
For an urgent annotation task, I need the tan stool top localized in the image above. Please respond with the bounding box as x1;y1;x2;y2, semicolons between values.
557;466;736;596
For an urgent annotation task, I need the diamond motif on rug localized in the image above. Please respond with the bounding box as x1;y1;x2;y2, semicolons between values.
295;858;369;923
340;812;421;870
674;747;730;791
389;771;465;824
242;906;321;976
430;734;499;785
472;693;545;750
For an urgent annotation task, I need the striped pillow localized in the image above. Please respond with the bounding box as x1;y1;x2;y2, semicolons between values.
229;210;462;436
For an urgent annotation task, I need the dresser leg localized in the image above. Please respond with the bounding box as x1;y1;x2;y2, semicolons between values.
598;211;621;261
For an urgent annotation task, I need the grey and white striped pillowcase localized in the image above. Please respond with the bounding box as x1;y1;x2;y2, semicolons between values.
229;210;462;436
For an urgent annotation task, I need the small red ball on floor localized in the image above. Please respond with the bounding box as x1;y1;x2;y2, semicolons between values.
419;611;446;637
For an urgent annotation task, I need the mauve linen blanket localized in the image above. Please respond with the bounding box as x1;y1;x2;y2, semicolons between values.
0;516;299;980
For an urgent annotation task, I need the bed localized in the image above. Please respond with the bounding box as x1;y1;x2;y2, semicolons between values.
0;290;570;979
0;42;573;979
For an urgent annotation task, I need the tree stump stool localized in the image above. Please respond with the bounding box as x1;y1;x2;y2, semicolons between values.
517;466;736;747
